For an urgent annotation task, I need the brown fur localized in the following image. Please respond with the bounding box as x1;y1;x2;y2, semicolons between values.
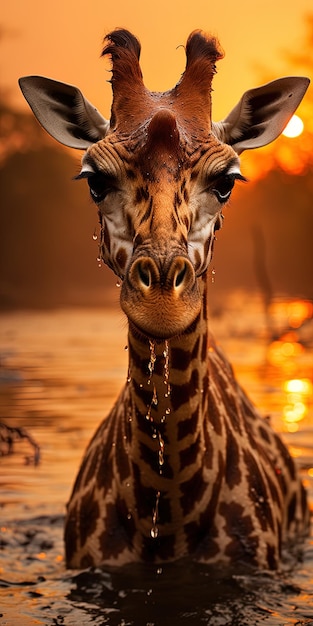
102;28;224;139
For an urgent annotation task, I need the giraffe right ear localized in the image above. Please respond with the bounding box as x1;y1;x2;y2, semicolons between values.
212;76;310;154
18;76;109;149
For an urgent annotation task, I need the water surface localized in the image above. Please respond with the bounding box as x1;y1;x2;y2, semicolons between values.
1;300;312;625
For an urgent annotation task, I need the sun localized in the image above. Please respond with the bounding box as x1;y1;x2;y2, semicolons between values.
282;114;304;138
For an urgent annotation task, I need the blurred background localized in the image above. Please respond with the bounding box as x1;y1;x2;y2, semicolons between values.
1;0;313;310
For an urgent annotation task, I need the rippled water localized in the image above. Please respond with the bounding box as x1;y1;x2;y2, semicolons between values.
0;300;312;625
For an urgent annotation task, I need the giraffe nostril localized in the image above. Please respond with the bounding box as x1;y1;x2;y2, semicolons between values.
129;255;194;294
136;261;152;288
174;262;187;288
128;257;160;292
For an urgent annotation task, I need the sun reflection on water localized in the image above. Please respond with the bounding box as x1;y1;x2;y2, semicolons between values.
283;378;313;432
268;337;304;366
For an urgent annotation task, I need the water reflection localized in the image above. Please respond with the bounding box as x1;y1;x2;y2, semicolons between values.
0;301;312;625
283;378;313;432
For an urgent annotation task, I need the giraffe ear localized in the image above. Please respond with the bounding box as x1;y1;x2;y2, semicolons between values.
213;77;310;154
18;76;109;149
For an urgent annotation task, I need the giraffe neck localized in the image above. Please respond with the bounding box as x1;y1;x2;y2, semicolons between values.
127;273;209;433
124;275;224;554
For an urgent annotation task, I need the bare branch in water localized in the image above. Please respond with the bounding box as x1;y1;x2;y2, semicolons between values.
0;422;40;466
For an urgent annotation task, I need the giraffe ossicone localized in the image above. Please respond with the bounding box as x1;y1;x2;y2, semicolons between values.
19;29;310;569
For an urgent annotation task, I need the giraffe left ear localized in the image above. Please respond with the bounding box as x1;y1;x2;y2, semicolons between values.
213;76;310;154
19;76;109;149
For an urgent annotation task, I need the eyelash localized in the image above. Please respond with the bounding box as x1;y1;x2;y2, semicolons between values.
211;173;246;204
87;173;117;204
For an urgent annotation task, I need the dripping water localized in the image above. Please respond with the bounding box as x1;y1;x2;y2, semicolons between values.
93;221;104;267
158;432;165;470
151;490;160;539
163;340;171;398
149;340;172;539
145;384;158;423
152;384;158;406
147;340;156;383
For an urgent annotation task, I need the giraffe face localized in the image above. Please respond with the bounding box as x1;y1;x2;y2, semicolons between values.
18;30;309;339
80;110;243;339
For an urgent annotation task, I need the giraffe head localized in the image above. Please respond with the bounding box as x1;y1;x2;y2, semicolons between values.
19;29;309;339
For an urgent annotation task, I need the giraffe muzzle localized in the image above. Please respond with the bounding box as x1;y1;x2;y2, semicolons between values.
131;255;194;292
120;253;201;338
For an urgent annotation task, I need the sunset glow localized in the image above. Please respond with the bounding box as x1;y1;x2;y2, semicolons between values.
282;115;304;138
269;300;313;330
283;378;312;432
267;299;312;371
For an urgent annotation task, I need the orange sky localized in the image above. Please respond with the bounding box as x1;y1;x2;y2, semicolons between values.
1;0;312;123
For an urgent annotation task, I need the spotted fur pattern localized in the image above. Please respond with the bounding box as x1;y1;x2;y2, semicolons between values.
65;275;308;568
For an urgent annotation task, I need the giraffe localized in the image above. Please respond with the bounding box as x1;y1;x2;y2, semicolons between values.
19;29;310;570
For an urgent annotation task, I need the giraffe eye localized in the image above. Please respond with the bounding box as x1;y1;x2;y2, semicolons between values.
211;172;247;204
212;176;235;204
88;172;117;204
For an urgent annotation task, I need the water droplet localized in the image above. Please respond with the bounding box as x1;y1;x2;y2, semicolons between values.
165;408;171;415
148;340;156;377
92;231;98;241
152;429;157;439
124;345;128;351
211;267;216;283
164;383;171;397
158;452;164;466
162;341;171;397
127;512;132;520
152;384;158;406
157;567;163;575
116;280;121;287
151;491;160;539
